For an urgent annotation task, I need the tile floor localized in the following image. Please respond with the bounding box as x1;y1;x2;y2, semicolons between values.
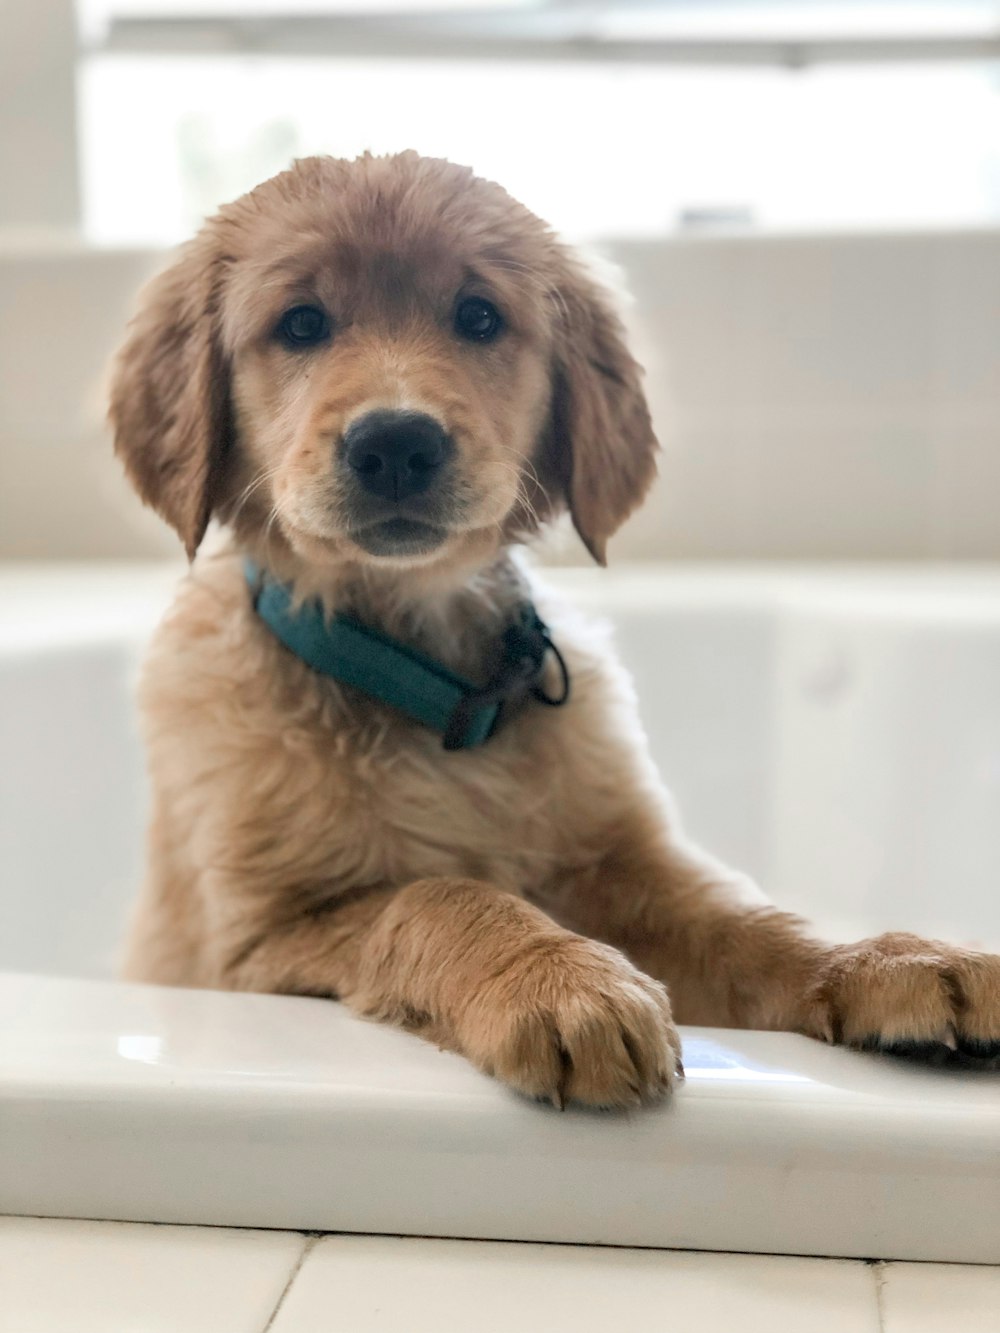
1;1217;997;1332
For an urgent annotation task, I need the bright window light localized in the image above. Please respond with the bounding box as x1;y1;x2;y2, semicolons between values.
78;54;1000;246
82;0;534;19
601;3;1000;40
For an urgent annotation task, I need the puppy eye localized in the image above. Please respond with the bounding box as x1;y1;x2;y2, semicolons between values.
276;305;331;348
454;297;502;343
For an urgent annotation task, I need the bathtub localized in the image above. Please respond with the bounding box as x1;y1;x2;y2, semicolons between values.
2;561;1000;1262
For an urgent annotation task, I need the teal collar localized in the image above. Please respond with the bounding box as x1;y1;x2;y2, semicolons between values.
245;561;569;750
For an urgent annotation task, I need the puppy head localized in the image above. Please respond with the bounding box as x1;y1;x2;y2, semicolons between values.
110;153;657;574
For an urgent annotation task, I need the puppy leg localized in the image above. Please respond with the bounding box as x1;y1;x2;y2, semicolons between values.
215;878;683;1108
547;828;1000;1061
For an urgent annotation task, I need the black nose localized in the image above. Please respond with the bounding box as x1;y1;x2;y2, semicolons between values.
343;410;452;502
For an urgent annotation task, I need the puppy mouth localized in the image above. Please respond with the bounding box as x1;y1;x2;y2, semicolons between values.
348;516;449;557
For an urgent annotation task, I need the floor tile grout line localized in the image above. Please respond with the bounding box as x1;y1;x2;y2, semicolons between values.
870;1260;889;1333
259;1232;320;1333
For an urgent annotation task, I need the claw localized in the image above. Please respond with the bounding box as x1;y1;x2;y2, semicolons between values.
869;1036;953;1064
955;1036;1000;1062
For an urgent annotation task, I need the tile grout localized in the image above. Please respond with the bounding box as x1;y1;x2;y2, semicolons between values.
259;1232;320;1333
870;1260;889;1333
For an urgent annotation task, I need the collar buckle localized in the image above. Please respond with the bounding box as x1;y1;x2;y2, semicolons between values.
442;607;571;751
442;652;538;751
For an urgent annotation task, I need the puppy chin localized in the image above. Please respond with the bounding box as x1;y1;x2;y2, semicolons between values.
349;517;450;561
351;518;508;576
264;515;441;570
275;498;510;582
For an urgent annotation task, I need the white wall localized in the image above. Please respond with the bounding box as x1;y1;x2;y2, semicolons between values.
613;229;1000;562
1;229;998;561
0;245;174;558
0;0;79;234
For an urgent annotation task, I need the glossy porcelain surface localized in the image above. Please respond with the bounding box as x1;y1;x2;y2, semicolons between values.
3;970;999;1260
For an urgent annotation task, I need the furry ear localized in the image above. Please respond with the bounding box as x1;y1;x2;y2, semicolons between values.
546;257;658;565
109;234;232;559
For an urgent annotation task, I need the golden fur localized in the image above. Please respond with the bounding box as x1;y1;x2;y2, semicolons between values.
110;152;1000;1108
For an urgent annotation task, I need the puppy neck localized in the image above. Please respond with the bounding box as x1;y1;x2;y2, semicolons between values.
222;530;537;680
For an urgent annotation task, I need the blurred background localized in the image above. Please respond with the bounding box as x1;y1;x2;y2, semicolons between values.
3;0;1000;562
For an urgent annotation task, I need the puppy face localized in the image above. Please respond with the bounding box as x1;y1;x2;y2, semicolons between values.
110;153;657;577
222;174;554;569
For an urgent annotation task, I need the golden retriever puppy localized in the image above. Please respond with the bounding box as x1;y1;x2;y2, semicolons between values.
110;152;1000;1108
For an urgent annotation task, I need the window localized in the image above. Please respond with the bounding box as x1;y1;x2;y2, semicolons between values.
74;2;1000;243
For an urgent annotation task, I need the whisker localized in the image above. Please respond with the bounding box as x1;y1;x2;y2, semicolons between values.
262;495;294;551
229;464;284;522
483;459;544;534
549;287;571;326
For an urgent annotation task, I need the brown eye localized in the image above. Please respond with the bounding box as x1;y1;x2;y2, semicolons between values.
276;305;330;348
454;297;502;342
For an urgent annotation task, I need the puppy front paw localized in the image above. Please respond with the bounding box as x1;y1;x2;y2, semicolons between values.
459;939;682;1110
802;932;1000;1064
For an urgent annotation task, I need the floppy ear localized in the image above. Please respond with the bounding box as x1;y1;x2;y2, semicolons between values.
546;257;658;565
109;234;232;559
